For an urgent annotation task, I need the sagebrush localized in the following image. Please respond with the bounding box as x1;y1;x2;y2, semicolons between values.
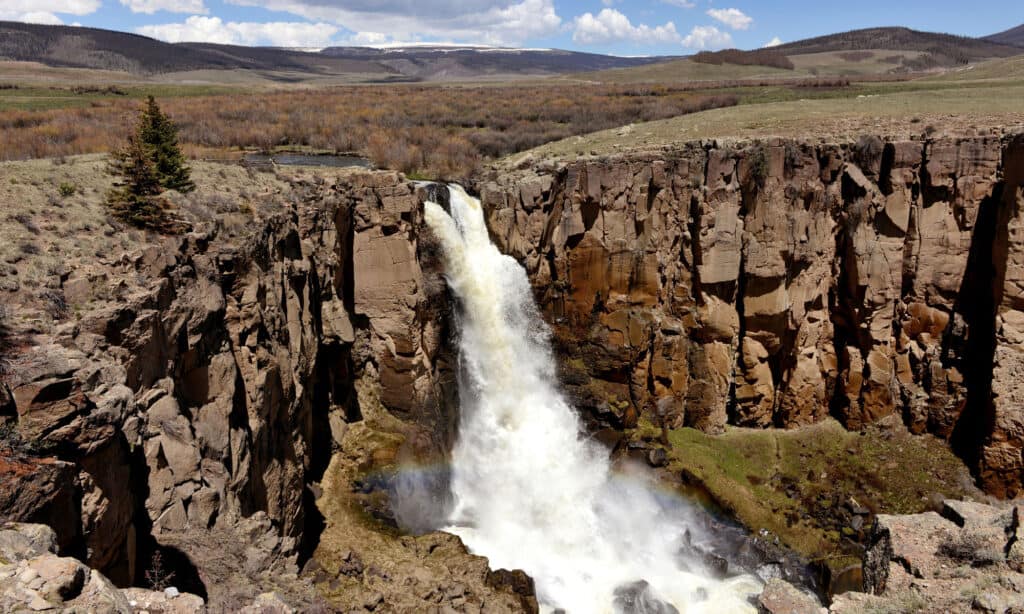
0;85;738;179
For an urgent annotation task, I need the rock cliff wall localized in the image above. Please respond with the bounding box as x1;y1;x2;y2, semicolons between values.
476;134;1024;497
3;133;1024;608
1;170;456;594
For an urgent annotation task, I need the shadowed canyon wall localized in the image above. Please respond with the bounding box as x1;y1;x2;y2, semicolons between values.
2;134;1024;600
1;171;457;587
476;134;1024;497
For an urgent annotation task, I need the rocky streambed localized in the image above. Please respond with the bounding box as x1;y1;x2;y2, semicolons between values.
0;131;1023;612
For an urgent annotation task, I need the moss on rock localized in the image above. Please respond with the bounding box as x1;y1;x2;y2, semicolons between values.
636;416;978;576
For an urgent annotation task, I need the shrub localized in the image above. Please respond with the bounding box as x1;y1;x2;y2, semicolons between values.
693;48;795;70
138;96;195;193
58;182;76;197
854;135;885;171
12;213;39;234
0;85;742;179
144;550;176;591
743;145;769;192
106;132;171;231
39;289;69;320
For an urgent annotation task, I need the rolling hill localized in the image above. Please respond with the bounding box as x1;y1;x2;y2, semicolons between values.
985;24;1024;47
319;46;665;80
578;26;1024;84
0;21;671;82
771;26;1021;66
0;21;322;73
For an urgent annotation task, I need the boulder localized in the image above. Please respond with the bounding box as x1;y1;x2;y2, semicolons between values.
757;578;824;614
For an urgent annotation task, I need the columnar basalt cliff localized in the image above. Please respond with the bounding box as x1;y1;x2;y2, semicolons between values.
476;134;1024;497
2;133;1024;610
0;170;462;605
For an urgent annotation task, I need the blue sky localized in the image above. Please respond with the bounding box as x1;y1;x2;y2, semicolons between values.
2;1;1021;55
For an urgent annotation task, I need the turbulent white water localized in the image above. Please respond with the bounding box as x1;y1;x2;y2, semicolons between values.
424;186;760;614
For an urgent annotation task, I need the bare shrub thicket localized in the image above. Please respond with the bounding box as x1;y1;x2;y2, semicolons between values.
692;48;795;70
144;550;176;591
0;86;739;179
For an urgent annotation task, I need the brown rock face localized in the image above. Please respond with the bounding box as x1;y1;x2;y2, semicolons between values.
0;170;457;597
2;135;1024;607
983;135;1024;497
849;500;1024;614
476;134;1024;496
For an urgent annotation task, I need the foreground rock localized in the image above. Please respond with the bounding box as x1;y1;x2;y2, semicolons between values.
757;578;826;614
3;133;1024;611
0;165;458;608
829;500;1024;613
311;449;538;613
0;522;204;613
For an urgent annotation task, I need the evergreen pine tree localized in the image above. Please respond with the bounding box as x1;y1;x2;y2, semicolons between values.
106;131;168;230
138;96;195;193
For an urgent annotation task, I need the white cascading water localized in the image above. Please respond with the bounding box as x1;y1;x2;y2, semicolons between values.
424;186;761;614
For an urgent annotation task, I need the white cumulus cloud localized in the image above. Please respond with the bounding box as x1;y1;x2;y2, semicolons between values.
681;25;732;50
349;31;387;45
137;15;339;46
223;0;561;46
706;7;752;30
0;0;100;24
661;0;696;7
120;0;207;15
764;36;783;48
6;11;63;24
572;8;680;45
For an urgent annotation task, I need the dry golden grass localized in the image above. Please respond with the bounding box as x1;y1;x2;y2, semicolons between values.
517;81;1024;163
0;155;307;334
787;49;928;76
0;85;737;180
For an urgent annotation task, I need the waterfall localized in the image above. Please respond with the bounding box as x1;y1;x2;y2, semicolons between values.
424;186;760;614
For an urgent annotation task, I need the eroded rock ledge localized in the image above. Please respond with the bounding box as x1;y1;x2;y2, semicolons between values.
1;132;1023;610
476;133;1024;497
1;169;471;609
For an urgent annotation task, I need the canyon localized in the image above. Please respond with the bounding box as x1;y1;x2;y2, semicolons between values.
1;129;1024;612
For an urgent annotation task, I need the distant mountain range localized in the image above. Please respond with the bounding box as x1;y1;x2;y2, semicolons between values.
985;24;1024;47
317;46;665;80
0;21;1021;83
0;21;669;82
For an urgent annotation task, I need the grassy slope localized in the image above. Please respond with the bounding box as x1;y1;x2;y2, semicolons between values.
924;54;1024;81
576;48;937;84
635;418;977;573
517;80;1024;162
0;156;353;332
566;58;795;84
0;60;406;110
787;49;926;76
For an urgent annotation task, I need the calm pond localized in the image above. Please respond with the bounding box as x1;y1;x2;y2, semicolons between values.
243;153;373;168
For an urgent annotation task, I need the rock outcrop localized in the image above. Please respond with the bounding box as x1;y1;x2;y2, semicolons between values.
3;133;1024;610
0;521;205;613
831;500;1024;613
476;134;1024;496
1;169;458;607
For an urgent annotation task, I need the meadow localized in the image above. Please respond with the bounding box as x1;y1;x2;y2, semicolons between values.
0;84;738;180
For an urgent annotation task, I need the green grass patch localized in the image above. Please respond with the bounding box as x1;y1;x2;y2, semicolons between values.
0;84;238;111
681;77;1024;108
654;418;974;573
